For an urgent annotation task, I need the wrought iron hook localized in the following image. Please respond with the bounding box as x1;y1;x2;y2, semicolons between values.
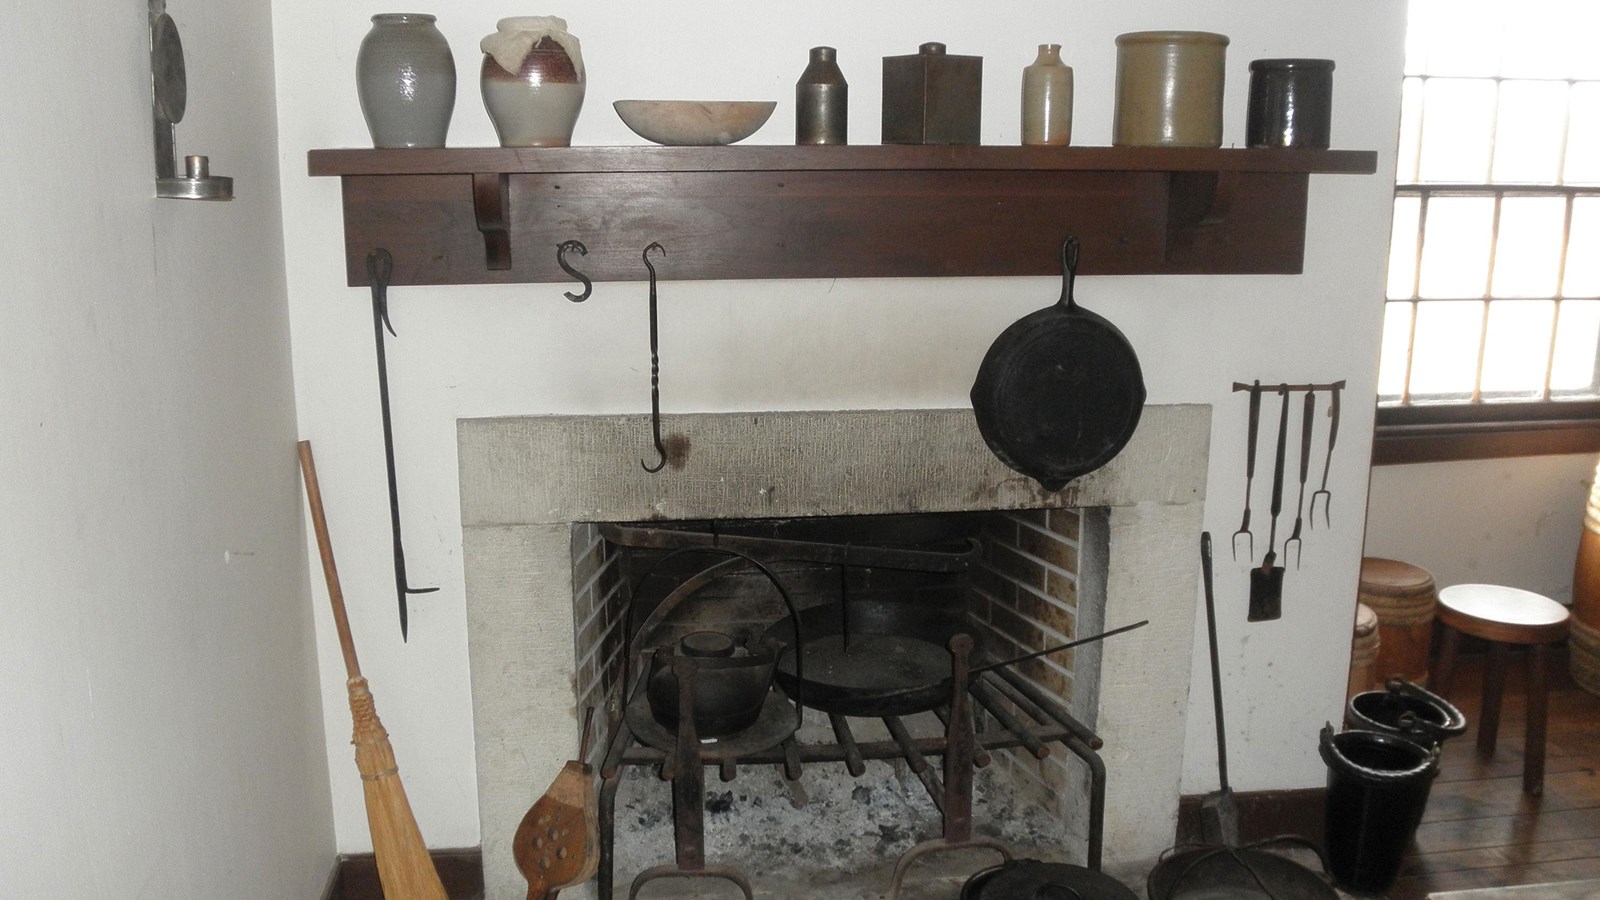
366;248;439;642
366;248;399;337
556;239;592;302
641;241;668;473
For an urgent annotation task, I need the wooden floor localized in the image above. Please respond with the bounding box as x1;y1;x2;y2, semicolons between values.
1388;649;1600;899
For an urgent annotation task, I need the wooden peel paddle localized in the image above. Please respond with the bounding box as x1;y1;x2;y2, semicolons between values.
299;440;447;900
513;708;600;900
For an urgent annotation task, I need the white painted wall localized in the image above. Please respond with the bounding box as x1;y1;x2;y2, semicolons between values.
269;0;1407;852
1366;454;1597;605
0;1;331;897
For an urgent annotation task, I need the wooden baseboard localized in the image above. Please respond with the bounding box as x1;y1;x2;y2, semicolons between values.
1176;787;1327;848
323;847;483;900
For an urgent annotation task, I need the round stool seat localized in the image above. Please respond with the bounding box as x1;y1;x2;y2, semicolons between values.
1437;584;1570;645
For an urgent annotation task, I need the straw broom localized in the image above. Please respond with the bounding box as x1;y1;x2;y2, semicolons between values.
299;440;448;900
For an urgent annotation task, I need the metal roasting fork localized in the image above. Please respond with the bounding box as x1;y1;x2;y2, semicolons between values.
1232;380;1263;561
1309;381;1343;528
1284;389;1315;568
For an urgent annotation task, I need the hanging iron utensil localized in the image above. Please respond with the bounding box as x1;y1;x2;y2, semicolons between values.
1145;533;1338;900
641;242;668;473
1284;389;1315;569
556;239;592;303
1248;384;1290;622
1231;380;1262;562
970;236;1147;491
1197;533;1237;846
1310;380;1343;528
366;248;439;641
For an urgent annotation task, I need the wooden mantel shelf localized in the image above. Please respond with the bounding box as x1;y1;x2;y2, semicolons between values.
308;145;1377;286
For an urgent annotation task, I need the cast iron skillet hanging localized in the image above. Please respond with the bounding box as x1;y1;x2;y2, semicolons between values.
971;237;1146;491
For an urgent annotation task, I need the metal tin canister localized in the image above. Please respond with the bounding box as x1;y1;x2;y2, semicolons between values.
1246;58;1335;149
796;46;848;145
882;42;983;145
1113;31;1228;148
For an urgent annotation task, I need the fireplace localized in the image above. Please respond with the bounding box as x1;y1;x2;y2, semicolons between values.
459;405;1208;898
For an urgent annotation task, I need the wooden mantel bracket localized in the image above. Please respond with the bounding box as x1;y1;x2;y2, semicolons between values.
472;172;511;270
308;146;1376;286
1165;169;1241;261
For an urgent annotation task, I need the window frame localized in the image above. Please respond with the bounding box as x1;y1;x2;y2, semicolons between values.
1374;70;1600;465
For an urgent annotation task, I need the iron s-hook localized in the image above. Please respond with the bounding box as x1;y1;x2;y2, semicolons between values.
556;239;592;302
366;248;439;641
641;241;668;473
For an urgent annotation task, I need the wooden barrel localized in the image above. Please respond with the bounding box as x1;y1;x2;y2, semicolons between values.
1348;602;1380;700
1571;458;1600;696
1359;557;1438;687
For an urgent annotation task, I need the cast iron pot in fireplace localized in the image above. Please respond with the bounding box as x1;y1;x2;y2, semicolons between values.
625;548;804;740
963;859;1139;899
644;632;778;738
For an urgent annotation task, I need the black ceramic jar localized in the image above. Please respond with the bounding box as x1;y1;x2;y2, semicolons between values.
1246;58;1335;149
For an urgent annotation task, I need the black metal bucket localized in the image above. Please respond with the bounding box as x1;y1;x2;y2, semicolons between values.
1319;724;1440;895
1346;677;1467;749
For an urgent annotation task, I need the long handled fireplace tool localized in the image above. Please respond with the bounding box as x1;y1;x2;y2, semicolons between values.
1145;533;1335;900
299;440;448;900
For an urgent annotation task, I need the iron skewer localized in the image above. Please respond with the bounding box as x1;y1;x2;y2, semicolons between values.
366;248;438;640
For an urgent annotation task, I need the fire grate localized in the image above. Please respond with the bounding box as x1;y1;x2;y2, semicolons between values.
593;643;1106;899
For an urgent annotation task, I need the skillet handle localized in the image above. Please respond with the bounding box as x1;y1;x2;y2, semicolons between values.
1057;236;1080;311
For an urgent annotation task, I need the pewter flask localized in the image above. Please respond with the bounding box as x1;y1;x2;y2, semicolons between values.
796;46;848;145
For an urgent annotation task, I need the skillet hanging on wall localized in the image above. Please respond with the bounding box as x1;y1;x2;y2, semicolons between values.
970;237;1147;491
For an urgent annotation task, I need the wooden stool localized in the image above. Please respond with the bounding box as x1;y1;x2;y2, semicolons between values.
1432;584;1571;795
1359;557;1439;686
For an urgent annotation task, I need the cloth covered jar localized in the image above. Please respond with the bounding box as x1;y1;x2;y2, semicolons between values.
479;16;585;147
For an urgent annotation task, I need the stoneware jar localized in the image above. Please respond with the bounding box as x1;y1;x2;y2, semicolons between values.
1246;58;1335;149
1021;43;1073;146
479;16;585;147
355;13;457;149
1113;30;1229;147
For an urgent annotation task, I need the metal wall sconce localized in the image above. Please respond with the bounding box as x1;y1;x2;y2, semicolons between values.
149;0;232;200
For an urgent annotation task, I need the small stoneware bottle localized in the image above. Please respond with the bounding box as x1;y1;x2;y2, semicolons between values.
1021;43;1073;146
356;13;457;148
479;16;586;147
796;46;848;145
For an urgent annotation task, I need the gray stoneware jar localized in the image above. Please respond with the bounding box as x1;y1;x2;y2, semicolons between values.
355;14;457;148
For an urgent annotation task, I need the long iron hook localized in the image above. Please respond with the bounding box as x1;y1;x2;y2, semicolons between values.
366;248;439;642
641;242;668;473
556;239;592;302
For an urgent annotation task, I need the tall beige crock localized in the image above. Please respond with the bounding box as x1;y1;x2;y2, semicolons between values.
1113;31;1229;147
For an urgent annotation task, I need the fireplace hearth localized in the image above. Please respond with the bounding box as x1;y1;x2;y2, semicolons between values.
459;406;1208;899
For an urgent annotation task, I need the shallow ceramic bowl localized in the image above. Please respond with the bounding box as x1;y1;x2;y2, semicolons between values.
613;100;777;146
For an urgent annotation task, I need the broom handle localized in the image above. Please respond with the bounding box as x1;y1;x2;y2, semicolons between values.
299;440;362;681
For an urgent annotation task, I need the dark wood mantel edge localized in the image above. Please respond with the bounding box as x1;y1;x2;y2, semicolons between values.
323;847;483;900
308;144;1378;178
